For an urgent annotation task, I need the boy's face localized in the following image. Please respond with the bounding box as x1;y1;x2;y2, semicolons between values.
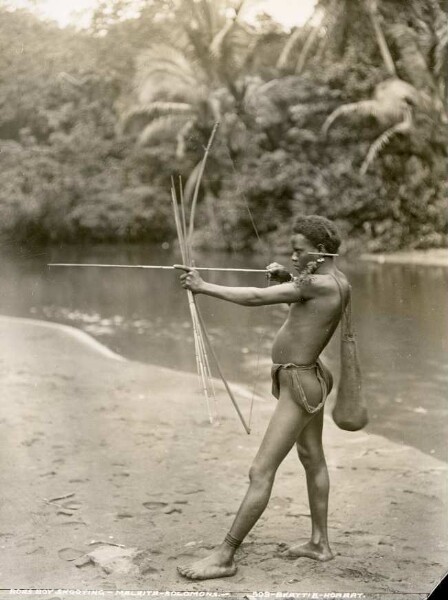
290;234;320;273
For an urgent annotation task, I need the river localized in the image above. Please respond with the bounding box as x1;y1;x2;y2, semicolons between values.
1;243;447;460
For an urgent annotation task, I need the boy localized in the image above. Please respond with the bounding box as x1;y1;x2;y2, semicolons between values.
175;215;349;581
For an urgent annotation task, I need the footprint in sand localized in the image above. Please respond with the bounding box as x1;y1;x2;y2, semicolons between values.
180;488;205;496
55;520;87;527
162;505;182;515
143;501;168;510
25;546;46;555
62;501;82;510
57;510;75;517
58;547;86;561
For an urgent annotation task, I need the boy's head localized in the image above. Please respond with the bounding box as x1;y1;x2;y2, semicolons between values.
292;215;341;254
290;215;341;272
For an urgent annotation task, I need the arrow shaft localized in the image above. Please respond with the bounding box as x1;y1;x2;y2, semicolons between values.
48;263;266;273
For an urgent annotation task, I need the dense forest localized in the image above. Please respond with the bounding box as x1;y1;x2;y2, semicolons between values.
0;0;447;253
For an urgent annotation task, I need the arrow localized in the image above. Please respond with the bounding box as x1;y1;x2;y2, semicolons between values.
47;264;267;272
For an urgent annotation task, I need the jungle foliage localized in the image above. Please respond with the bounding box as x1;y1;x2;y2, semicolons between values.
0;0;447;252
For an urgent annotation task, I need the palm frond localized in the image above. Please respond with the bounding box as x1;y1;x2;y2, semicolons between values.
295;24;321;73
186;0;222;40
322;100;380;136
123;102;193;127
276;27;304;70
137;65;199;89
322;77;424;136
211;21;253;76
176;119;196;159
373;78;420;104
209;0;246;53
133;44;207;108
434;25;448;82
360;109;413;174
293;6;329;74
426;0;448;79
210;19;236;59
138;115;190;147
135;45;203;89
197;0;217;35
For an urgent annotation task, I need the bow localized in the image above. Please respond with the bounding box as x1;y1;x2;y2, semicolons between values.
170;123;252;434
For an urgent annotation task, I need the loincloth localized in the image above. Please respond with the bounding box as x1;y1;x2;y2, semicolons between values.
271;359;329;414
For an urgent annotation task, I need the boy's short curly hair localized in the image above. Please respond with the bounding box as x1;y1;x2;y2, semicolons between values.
292;215;341;254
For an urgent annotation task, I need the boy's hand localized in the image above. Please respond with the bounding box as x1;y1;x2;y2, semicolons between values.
266;262;292;283
174;265;204;293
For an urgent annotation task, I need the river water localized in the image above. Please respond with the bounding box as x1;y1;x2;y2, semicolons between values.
2;243;447;460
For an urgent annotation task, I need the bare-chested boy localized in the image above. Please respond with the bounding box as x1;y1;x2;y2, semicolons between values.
175;215;349;581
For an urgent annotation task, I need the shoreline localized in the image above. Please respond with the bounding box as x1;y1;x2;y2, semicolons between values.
358;248;448;267
3;311;447;462
0;314;446;596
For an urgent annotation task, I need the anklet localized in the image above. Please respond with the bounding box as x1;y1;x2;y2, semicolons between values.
224;533;242;549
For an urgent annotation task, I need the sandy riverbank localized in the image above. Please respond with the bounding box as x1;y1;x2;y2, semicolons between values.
0;315;446;599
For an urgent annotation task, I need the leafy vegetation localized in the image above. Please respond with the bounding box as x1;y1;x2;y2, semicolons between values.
0;0;446;252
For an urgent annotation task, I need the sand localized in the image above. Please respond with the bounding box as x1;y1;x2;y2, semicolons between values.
0;315;446;599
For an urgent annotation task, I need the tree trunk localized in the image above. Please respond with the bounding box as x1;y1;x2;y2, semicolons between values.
365;0;396;76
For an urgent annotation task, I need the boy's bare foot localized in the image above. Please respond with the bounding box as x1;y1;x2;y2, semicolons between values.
279;541;334;562
177;551;237;580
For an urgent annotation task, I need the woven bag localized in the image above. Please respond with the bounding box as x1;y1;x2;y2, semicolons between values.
330;274;368;431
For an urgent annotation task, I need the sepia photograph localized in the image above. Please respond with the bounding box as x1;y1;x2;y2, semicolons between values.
0;1;447;599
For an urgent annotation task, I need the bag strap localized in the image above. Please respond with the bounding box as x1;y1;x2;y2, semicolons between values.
329;272;353;336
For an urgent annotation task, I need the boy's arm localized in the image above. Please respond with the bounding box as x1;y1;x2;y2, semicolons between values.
199;281;308;305
175;265;317;306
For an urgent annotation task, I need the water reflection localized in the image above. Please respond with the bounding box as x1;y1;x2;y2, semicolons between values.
1;243;447;461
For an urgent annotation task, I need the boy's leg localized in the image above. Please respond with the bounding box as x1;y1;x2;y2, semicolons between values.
281;408;334;561
178;379;315;580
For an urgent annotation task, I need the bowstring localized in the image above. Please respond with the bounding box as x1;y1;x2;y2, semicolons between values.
225;145;272;431
188;131;271;432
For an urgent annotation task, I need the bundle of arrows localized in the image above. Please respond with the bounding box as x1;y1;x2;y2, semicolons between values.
168;123;251;434
171;179;245;431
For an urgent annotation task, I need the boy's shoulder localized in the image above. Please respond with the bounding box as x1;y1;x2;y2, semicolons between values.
319;271;351;306
292;270;348;301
